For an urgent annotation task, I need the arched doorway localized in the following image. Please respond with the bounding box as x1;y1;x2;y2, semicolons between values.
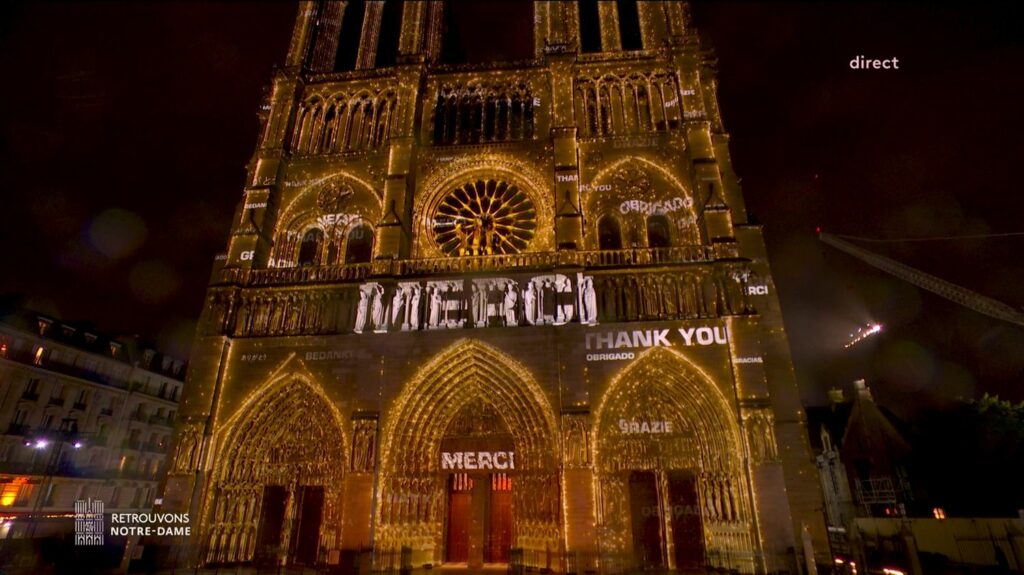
202;375;347;567
376;339;559;570
593;348;758;573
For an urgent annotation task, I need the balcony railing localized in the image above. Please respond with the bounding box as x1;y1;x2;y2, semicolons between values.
20;391;39;402
71;401;87;411
47;397;65;407
216;246;717;287
99;407;114;417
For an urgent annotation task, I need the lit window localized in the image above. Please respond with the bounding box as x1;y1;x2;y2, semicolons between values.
1;478;27;506
0;342;7;357
33;346;44;365
932;507;946;520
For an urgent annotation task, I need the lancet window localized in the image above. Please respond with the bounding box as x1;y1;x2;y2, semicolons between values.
291;89;397;154
432;82;536;145
575;71;683;137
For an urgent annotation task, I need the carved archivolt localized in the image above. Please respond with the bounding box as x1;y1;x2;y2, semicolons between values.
592;347;757;571
200;371;348;565
376;339;559;568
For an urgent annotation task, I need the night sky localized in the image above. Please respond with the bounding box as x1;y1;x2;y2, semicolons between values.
1;3;1021;413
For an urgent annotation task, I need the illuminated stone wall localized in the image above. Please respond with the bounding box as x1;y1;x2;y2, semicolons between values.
161;1;828;572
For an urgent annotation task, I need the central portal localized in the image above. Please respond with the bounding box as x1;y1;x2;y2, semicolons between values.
445;472;513;564
441;401;516;566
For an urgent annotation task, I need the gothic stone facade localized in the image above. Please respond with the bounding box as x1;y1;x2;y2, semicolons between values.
162;1;828;572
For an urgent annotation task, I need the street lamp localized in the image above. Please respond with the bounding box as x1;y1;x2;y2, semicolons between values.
22;417;83;539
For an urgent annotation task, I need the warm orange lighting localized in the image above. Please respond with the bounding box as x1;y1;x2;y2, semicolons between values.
933;507;946;519
883;568;906;575
1;478;27;506
33;346;44;365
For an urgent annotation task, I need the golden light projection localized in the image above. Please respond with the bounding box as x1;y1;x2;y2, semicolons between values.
169;2;831;572
1;478;26;506
375;339;560;569
431;179;537;256
197;369;349;565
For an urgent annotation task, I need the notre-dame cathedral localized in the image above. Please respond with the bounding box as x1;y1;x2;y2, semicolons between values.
162;1;828;572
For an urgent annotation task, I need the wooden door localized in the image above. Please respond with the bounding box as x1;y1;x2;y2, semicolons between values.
668;470;705;571
628;471;663;569
446;473;473;563
486;473;513;563
254;485;287;563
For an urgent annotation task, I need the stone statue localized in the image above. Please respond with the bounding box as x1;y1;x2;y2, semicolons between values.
556;277;574;323
409;285;422;330
391;287;405;326
354;290;369;333
428;287;442;328
523;282;537;325
370;284;385;329
471;284;483;326
504;282;519;326
581;276;598;324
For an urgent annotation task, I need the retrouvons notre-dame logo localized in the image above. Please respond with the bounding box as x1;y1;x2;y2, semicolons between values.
75;498;104;546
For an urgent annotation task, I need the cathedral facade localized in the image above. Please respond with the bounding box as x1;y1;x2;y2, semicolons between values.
162;2;828;572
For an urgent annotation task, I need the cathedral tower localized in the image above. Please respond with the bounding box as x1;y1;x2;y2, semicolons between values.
162;2;828;572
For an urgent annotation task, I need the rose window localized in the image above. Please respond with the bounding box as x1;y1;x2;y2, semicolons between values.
431;179;536;256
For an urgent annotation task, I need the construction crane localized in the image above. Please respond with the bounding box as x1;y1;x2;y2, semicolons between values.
818;232;1024;328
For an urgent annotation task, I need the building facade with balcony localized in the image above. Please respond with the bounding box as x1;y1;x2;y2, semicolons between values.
163;2;828;573
0;309;184;539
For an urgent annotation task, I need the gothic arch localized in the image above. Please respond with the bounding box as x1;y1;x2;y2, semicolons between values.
271;173;382;266
593;346;741;472
202;368;349;566
585;156;701;249
592;347;757;572
375;339;560;568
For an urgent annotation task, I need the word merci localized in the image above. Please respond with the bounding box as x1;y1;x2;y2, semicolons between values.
850;56;900;70
442;451;515;470
618;420;674;434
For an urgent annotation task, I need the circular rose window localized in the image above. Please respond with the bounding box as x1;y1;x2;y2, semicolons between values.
431;179;536;256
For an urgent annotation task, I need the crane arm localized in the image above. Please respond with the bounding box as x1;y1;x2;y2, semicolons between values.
819;232;1024;328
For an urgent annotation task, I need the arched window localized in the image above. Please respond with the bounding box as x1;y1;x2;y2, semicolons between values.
646;215;671;248
297;229;324;266
344;224;374;263
598;216;623;250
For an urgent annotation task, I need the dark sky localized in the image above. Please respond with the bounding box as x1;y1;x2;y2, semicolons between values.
1;3;1022;412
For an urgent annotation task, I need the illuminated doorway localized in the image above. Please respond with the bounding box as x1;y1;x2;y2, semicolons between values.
486;473;513;563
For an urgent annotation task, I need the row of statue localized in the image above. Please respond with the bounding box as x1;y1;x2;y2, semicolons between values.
205;267;756;337
354;274;598;333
